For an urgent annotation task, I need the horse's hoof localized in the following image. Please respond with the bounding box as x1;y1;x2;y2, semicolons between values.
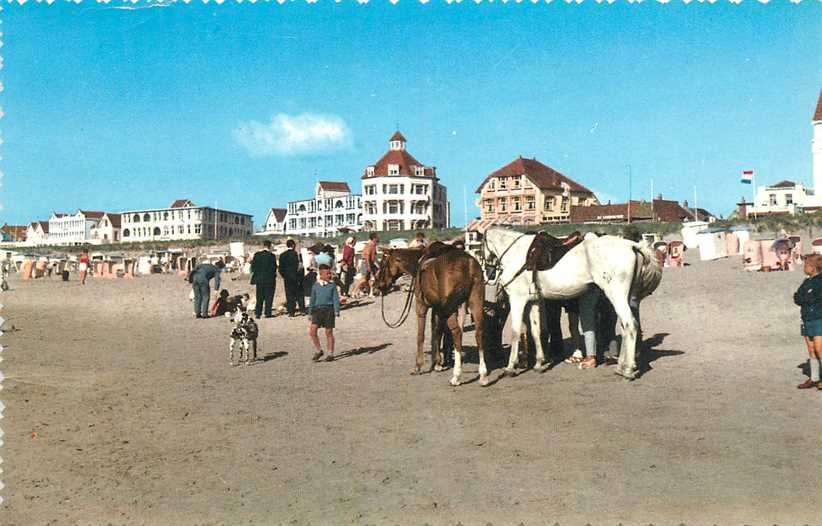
450;377;461;387
479;375;490;387
501;368;518;378
534;363;549;373
434;364;445;372
410;369;422;376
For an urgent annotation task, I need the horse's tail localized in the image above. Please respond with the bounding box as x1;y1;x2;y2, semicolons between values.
631;241;662;301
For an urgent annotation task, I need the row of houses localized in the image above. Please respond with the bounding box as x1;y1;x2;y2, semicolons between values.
4;200;253;247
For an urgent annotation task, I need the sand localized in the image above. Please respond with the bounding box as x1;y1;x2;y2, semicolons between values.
1;256;821;525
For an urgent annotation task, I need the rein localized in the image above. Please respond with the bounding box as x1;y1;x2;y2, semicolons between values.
380;273;417;329
482;232;529;289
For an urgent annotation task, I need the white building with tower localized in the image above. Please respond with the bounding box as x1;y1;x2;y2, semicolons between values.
361;131;450;232
119;199;253;242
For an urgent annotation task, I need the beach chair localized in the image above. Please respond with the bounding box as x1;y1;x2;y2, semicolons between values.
725;232;740;256
21;259;34;280
742;240;762;272
789;236;802;266
760;240;779;271
812;238;822;256
653;241;669;267
668;241;685;267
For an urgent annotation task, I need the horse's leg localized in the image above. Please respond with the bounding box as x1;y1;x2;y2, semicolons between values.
503;296;528;377
529;301;548;372
446;312;463;386
602;285;638;379
413;303;428;375
579;289;599;363
468;282;489;386
431;309;445;372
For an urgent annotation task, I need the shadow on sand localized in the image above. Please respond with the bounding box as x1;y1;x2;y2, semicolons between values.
334;342;392;361
260;351;288;362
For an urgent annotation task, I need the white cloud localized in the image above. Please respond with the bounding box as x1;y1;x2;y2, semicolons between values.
233;112;352;157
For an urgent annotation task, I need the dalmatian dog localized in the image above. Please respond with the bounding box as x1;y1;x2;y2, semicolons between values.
229;309;259;366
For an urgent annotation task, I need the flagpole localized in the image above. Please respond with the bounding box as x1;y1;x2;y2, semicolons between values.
693;186;698;222
752;172;757;221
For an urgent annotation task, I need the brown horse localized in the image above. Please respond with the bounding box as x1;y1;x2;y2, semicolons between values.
375;244;488;386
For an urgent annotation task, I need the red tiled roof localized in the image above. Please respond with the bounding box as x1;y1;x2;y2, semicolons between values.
1;223;28;240
170;199;195;208
30;221;49;233
269;208;287;222
104;213;122;228
390;130;406;142
79;210;106;219
363;148;435;179
814;88;822;122
475;156;594;195
318;181;351;193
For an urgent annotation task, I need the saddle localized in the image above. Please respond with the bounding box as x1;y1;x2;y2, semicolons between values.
419;241;462;272
525;231;583;272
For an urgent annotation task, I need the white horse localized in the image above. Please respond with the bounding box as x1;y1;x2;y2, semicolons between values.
482;227;662;379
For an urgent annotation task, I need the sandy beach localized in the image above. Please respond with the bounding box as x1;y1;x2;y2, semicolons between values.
2;256;821;525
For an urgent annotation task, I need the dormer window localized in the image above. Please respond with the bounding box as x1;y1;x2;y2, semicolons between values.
414;166;425;176
366;166;375;177
388;164;400;176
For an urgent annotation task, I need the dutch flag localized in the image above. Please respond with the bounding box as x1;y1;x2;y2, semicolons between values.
741;170;754;184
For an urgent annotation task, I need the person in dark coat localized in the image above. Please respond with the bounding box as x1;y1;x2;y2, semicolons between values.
794;253;822;389
191;260;225;319
278;239;305;317
250;240;278;319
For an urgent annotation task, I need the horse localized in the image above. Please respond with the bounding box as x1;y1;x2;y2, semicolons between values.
374;244;489;386
481;227;662;380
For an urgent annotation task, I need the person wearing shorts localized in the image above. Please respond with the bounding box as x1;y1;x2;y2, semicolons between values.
78;249;90;285
309;264;341;362
794;253;822;390
362;233;380;297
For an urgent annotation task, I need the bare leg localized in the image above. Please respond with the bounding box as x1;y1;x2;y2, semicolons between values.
325;328;335;357
447;313;463;386
309;324;322;352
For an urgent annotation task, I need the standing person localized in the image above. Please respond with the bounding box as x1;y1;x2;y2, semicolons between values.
308;264;341;362
250;240;278;319
409;231;427;249
190;260;225;319
340;236;356;298
362;233;380;298
794;253;822;389
78;249;90;285
278;239;305;317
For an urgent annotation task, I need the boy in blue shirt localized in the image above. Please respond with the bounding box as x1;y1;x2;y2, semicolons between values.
309;263;341;362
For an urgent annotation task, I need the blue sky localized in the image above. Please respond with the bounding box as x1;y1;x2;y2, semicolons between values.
2;1;821;227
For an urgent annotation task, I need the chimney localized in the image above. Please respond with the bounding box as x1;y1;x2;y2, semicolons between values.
657;193;663;200
683;200;689;208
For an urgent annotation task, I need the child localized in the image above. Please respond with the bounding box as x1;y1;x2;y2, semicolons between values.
309;263;341;362
793;253;822;389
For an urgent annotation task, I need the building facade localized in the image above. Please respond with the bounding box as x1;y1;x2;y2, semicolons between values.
120;200;253;242
48;210;105;246
89;213;122;245
285;182;363;238
25;221;49;246
361;132;449;232
475;156;598;225
256;208;288;236
813;89;822;199
570;197;715;224
1;223;28;243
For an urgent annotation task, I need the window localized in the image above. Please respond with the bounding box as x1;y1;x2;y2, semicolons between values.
499;178;507;190
786;194;794;205
163;212;169;221
500;199;508;212
143;213;150;222
367;167;375;177
526;196;535;211
545;197;555;211
388;164;400;176
513;178;521;189
485;200;493;213
489;179;496;190
195;224;202;234
513;197;521;212
561;197;569;213
123;229;130;238
769;194;778;206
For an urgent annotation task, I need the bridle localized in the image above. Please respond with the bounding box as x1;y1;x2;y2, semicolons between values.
377;252;417;329
480;231;530;290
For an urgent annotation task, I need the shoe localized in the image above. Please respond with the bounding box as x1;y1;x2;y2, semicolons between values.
312;350;324;362
797;378;819;389
195;314;203;319
602;356;619;367
324;354;335;362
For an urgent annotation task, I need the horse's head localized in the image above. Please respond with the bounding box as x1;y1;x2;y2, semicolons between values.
373;250;403;295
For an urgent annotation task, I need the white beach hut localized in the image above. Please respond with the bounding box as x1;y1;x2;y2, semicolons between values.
696;229;729;261
681;221;710;249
